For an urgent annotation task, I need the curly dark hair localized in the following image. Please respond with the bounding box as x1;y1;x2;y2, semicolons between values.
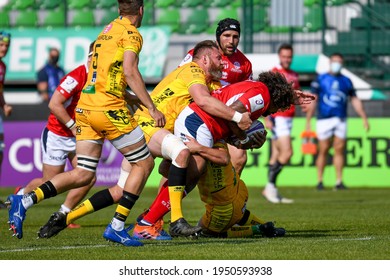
257;71;294;111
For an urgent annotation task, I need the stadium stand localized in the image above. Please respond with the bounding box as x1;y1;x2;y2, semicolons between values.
68;0;91;10
156;8;181;33
0;11;10;28
179;0;204;8
96;0;117;9
155;0;176;8
37;0;64;9
12;0;35;10
100;10;119;26
206;7;239;34
69;10;95;27
14;10;38;28
179;8;209;34
42;10;66;29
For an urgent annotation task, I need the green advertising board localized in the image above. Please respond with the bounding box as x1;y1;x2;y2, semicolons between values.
146;118;390;188
3;26;170;82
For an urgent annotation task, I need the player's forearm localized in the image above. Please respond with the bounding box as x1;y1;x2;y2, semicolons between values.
125;69;156;112
351;97;368;120
195;146;230;166
197;94;239;122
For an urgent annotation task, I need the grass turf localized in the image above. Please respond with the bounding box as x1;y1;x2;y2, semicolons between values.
0;186;389;260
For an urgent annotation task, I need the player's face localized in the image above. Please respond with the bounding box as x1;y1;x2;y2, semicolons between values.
219;30;240;56
278;49;293;70
0;41;10;59
206;48;223;81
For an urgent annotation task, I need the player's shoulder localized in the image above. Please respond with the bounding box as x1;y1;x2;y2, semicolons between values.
234;49;251;63
67;64;87;78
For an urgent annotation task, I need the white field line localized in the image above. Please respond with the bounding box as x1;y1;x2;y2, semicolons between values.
0;236;376;254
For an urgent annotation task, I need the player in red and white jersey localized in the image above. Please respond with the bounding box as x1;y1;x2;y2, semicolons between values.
185;80;271;145
173;71;312;198
0;31;12;185
263;43;301;204
179;18;253;175
15;41;95;218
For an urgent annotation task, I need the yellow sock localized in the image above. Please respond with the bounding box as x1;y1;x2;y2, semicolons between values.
243;212;266;226
115;204;131;220
66;200;94;225
33;188;45;203
168;185;185;222
227;226;254;238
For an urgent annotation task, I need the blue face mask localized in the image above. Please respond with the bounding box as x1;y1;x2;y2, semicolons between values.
330;62;342;74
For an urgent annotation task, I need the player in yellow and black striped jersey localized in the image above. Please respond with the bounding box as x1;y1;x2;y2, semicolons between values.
187;138;286;238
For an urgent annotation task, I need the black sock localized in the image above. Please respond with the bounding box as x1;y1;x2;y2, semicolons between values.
268;161;284;184
114;191;139;222
168;165;187;186
89;188;114;211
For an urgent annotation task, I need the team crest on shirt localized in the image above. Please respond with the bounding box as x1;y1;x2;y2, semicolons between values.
231;61;243;73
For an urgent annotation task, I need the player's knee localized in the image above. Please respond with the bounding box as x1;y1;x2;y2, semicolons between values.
74;168;95;186
161;134;189;167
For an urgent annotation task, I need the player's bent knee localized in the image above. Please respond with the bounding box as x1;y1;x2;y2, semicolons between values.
161;134;189;167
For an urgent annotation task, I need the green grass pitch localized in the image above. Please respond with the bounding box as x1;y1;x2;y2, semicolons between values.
0;187;389;260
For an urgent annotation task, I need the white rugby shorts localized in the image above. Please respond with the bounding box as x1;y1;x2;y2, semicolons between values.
174;106;213;148
271;116;293;140
41;127;76;166
316;117;347;140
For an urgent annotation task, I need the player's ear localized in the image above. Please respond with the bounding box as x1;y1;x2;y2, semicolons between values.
203;55;208;65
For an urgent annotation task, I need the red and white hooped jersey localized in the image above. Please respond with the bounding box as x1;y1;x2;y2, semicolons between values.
47;64;88;137
179;47;253;86
271;66;300;118
189;80;270;142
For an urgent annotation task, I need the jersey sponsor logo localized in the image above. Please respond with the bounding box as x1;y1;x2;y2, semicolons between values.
248;94;265;112
152;88;174;105
59;75;78;93
97;35;113;40
130;35;141;42
191;68;203;74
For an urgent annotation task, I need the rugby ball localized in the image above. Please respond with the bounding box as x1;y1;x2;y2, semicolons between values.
228;119;265;146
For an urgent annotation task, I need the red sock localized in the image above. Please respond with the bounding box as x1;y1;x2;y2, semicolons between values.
147;180;168;211
143;181;187;224
143;184;170;224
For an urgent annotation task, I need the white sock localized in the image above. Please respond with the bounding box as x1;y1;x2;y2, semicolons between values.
21;195;34;209
59;204;71;214
111;218;124;231
266;182;276;191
